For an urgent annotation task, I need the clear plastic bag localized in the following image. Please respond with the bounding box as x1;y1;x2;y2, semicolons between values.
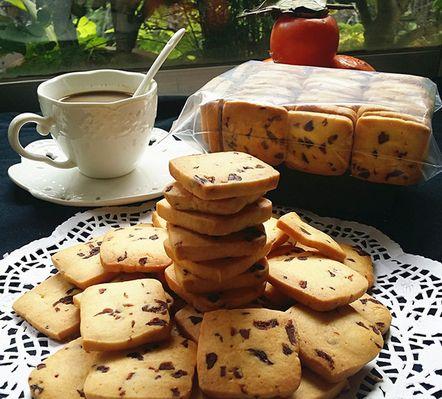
171;61;442;185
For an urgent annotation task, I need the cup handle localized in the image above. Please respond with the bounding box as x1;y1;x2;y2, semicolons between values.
8;113;76;169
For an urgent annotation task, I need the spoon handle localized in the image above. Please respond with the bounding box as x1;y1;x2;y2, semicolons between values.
133;28;186;97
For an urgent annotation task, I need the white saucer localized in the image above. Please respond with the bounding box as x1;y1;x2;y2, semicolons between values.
8;128;201;207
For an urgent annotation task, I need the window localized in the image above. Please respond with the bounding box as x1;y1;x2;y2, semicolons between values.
0;0;440;82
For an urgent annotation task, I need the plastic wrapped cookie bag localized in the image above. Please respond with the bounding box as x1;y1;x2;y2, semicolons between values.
171;60;442;185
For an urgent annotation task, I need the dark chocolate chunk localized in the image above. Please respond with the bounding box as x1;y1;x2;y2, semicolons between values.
239;329;250;339
247;348;274;365
126;372;135;381
299;280;307;289
220;366;226;377
233;367;243;379
164;185;173;192
52;295;74;307
172;370;188;378
194;175;208;185
99;288;106;294
117;251;127;262
298;256;308;261
300;227;311;236
189;315;203;325
327;134;338;144
356;321;369;330
321;118;329;126
138;257;148;266
206;352;218;369
149;234;159;240
299;137;314;149
285;320;297;345
94;308;114;317
158;361;174;370
371;325;381;335
96;365;110;373
171;387;180;397
146;317;167;326
315;349;335;369
328;270;336;277
142;300;168;315
127;352;144;361
77;389;86;397
214;332;223;342
253;319;279;330
378;132;389;144
319;142;327;154
304;120;314;131
230;327;237;336
181;339;189;348
36;363;46;370
228;173;242;181
282;343;293;356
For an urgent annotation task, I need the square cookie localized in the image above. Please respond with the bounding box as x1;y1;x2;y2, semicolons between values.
157;198;272;236
268;250;367;311
164;239;271;282
164;266;265;312
167;223;267;261
174;259;268;294
197;308;301;398
80;278;171;351
100;224;172;273
350;293;392;335
169;152;280;200
291;369;348;399
28;338;97;399
164;181;263;215
221;101;289;166
13;273;81;341
52;235;116;289
340;243;375;288
286;111;353;176
351;116;430;185
277;212;345;262
175;304;204;342
84;329;197;399
287;304;384;382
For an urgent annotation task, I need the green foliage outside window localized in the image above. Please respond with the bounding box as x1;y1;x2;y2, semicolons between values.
0;0;440;80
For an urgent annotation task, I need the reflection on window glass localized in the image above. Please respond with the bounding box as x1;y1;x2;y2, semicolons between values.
0;0;440;80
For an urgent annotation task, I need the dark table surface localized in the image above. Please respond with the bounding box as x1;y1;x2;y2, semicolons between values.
1;93;441;262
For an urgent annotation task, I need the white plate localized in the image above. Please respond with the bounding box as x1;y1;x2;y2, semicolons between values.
8;128;200;207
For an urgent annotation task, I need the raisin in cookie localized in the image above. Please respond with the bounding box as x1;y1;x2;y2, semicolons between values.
28;338;97;399
287;304;383;382
286;111;353;176
197;308;301;398
268;250;367;311
83;329;197;399
164;239;271;282
52;236;116;289
169;152;279;200
174;259;269;294
175;305;204;342
165;266;265;312
80;279;171;351
277;212;346;262
100;224;171;273
340;243;375;288
221;101;288;166
350;293;392;335
167;224;267;261
13;273;81;341
163;181;263;215
157;198;272;236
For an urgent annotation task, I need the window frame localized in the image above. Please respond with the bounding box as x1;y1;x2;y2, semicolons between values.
0;47;440;113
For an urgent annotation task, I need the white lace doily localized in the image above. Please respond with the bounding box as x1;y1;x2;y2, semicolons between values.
0;202;440;399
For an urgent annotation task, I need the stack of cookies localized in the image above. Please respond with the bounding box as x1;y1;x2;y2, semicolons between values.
156;151;280;311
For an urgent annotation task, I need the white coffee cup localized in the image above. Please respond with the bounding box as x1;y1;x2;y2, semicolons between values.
8;69;157;179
